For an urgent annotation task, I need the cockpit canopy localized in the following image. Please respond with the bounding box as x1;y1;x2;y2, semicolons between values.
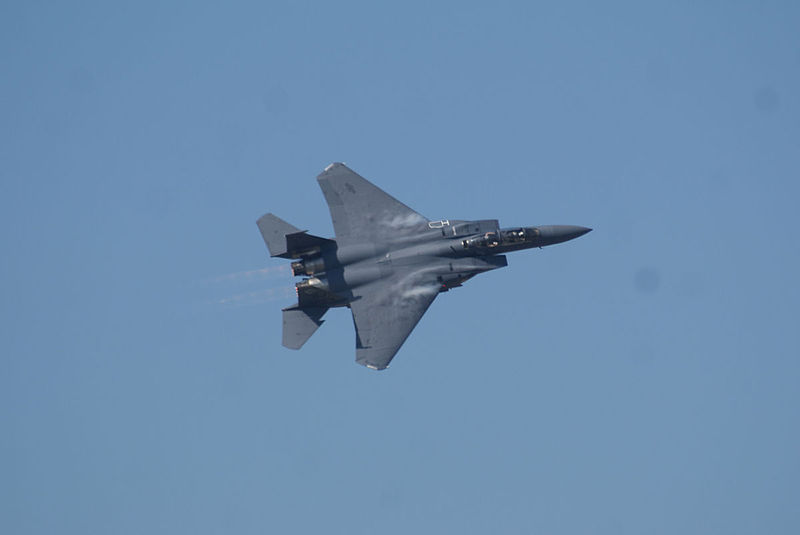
461;228;537;249
500;228;528;243
462;232;500;249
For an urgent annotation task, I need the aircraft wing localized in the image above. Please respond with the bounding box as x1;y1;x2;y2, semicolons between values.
317;163;427;246
349;273;440;370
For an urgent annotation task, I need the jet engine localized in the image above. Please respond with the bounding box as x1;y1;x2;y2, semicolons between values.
294;275;344;307
291;255;327;276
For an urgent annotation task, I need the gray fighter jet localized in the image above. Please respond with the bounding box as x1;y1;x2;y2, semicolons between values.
257;163;591;370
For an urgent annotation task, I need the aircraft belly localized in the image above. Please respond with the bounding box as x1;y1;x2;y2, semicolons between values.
340;262;393;289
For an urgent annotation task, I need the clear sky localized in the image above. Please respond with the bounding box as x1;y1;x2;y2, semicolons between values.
2;1;799;533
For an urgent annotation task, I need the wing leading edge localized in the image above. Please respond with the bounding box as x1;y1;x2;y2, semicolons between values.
349;274;440;370
317;163;427;246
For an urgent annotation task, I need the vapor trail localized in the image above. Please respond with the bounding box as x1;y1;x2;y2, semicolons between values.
215;286;294;307
205;265;290;284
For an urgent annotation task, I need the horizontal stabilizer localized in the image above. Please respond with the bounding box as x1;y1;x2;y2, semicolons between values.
257;213;334;258
282;306;328;349
257;213;300;256
283;231;334;259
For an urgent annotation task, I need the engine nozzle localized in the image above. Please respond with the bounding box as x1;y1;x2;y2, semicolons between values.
291;256;326;276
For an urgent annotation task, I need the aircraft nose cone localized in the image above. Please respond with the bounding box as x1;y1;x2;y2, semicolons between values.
536;225;592;246
564;225;592;240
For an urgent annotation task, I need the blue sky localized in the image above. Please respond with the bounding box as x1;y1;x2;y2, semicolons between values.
2;1;799;533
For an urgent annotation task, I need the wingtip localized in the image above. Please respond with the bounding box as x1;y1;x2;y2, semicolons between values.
358;357;390;371
318;162;345;182
323;162;346;172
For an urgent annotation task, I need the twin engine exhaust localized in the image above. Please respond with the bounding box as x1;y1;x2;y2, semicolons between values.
291;256;326;276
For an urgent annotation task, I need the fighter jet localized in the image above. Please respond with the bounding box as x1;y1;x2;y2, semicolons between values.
257;163;591;370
